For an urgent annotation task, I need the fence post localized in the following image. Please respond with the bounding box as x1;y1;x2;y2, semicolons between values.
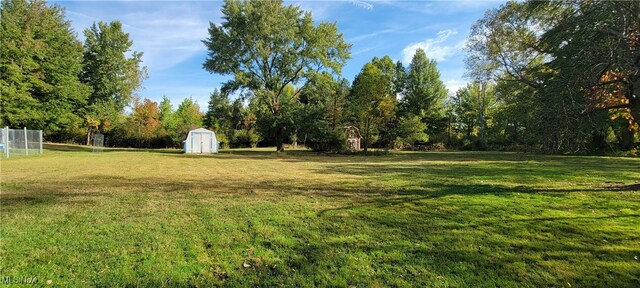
24;127;28;155
39;130;43;155
4;127;8;158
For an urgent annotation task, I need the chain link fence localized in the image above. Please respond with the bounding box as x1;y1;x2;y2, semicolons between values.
93;133;104;152
0;127;43;158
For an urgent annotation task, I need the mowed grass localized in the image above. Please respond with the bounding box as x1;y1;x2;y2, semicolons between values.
1;144;639;287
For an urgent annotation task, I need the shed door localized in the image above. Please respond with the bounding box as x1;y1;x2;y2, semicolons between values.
201;133;212;153
191;132;201;153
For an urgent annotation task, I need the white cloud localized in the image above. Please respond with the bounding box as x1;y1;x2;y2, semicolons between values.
402;29;464;63
67;3;221;72
120;6;215;72
443;79;468;95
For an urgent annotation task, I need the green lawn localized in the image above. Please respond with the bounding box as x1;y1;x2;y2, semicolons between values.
1;145;639;287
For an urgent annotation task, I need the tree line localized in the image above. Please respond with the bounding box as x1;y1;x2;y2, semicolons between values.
2;0;638;153
463;0;640;153
0;0;204;148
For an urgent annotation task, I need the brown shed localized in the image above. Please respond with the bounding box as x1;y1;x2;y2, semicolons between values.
344;126;361;152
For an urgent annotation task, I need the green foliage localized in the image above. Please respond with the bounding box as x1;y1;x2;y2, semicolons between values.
349;62;388;152
537;0;640;147
305;121;347;153
203;0;351;152
79;20;146;145
451;82;498;148
232;128;261;148
396;115;429;149
296;72;350;152
402;48;447;128
156;96;180;147
0;0;90;140
81;21;146;113
204;89;234;139
175;98;204;142
465;0;640;152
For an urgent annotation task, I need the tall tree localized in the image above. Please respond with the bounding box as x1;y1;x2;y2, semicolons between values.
537;0;640;148
371;56;398;96
453;82;497;145
202;0;351;152
81;20;146;144
157;96;181;147
203;89;231;131
467;0;638;152
0;0;89;139
296;72;350;152
394;61;407;95
349;62;391;153
465;1;591;152
204;89;236;146
402;48;448;128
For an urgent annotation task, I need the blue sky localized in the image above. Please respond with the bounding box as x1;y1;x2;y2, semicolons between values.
53;0;504;110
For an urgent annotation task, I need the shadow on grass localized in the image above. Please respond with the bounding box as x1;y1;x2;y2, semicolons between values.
5;179;637;287
5;150;640;287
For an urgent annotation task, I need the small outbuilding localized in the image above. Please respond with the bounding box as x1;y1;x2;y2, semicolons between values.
344;126;361;152
184;128;219;154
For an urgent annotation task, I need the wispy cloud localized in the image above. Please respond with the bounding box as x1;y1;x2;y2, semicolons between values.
348;28;396;42
402;29;464;63
348;0;374;10
378;0;501;15
352;46;376;56
66;2;220;72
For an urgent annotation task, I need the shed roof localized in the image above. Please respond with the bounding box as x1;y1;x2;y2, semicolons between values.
189;128;215;134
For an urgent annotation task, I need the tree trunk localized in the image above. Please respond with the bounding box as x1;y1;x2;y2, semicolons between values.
86;130;92;146
630;93;640;129
332;93;337;130
363;119;370;155
275;126;285;152
619;125;635;151
447;116;451;144
591;129;607;151
478;83;486;144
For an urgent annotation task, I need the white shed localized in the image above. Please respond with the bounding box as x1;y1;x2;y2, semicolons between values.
184;128;219;154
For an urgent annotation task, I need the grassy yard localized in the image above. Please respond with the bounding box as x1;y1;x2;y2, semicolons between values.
1;145;639;287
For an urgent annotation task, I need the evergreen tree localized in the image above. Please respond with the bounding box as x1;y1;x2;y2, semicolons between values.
402;48;448;128
0;0;90;139
81;20;146;144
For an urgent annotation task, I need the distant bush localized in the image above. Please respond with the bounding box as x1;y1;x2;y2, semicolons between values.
232;129;261;148
306;127;347;153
